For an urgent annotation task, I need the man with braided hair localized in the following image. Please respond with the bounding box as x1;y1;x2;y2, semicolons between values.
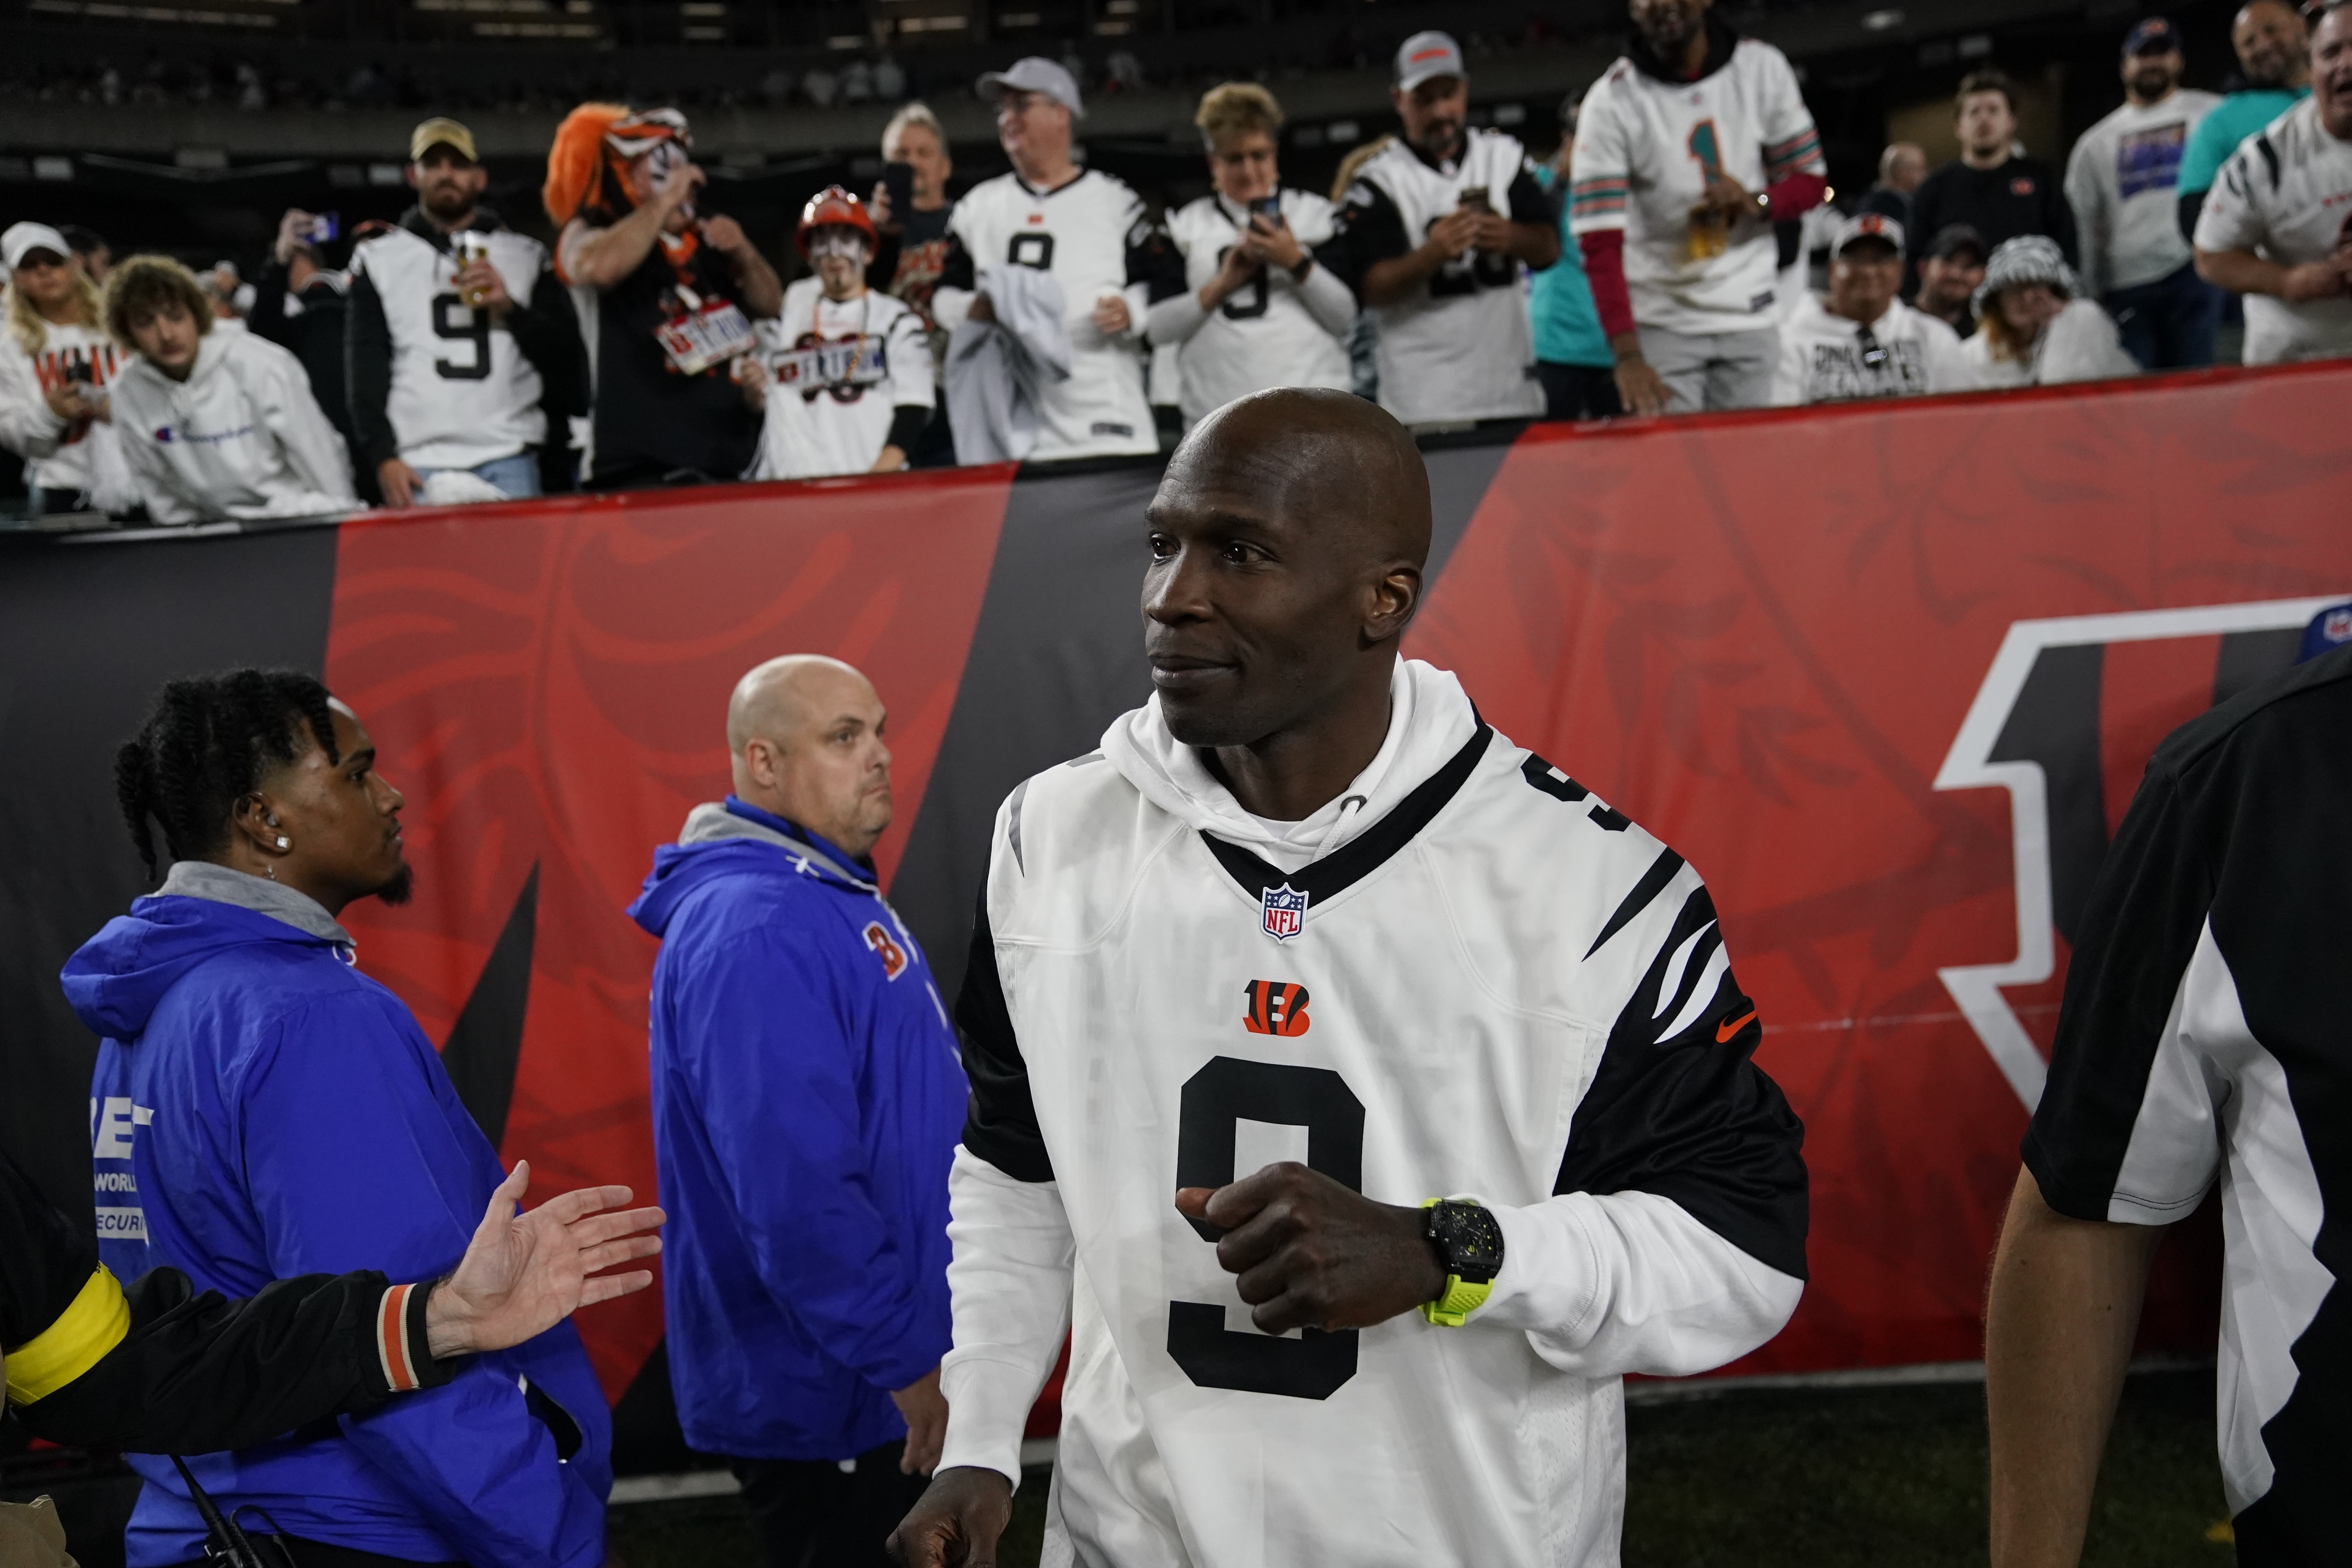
64;671;617;1568
545;103;782;488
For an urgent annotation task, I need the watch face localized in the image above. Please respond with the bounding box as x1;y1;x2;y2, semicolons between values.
1429;1201;1505;1284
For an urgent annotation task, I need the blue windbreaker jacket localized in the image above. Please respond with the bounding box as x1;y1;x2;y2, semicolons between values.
63;880;611;1568
626;798;963;1461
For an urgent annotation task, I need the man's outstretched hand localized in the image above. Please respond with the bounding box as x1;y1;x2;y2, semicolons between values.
892;1365;949;1475
1174;1162;1445;1335
889;1467;1015;1567
424;1161;665;1358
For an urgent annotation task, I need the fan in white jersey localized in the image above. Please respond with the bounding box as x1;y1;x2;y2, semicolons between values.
1323;33;1560;427
1146;82;1355;427
1570;0;1827;414
0;222;128;515
347;118;585;507
931;57;1186;461
2192;4;2352;365
1771;214;1975;405
889;390;1806;1568
741;187;933;481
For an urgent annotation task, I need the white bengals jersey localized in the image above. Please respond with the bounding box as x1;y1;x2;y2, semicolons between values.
2194;96;2352;366
1570;36;1823;336
938;660;1807;1567
1163;189;1351;424
1346;130;1545;424
349;225;549;468
749;280;932;481
0;317;124;495
948;169;1158;460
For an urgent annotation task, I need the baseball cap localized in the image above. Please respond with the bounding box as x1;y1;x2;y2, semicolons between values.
410;116;479;163
1923;222;1988;264
1395;31;1466;92
2122;16;2180;56
977;57;1085;119
1829;211;1905;258
2;221;72;273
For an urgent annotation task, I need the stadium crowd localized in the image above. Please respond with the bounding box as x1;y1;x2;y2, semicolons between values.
5;0;2352;522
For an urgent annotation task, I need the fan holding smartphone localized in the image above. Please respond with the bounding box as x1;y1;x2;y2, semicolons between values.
1145;82;1359;427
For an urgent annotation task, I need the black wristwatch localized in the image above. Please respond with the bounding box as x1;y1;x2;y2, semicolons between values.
1419;1198;1505;1326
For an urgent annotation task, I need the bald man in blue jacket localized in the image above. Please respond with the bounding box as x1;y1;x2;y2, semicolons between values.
629;655;965;1568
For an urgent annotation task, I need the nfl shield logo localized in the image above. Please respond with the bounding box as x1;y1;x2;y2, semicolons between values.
1260;883;1308;941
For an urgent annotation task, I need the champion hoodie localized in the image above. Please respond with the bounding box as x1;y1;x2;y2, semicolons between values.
109;327;356;525
63;863;611;1568
627;798;964;1460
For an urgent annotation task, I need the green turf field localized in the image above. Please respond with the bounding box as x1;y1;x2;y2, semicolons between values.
604;1367;2233;1567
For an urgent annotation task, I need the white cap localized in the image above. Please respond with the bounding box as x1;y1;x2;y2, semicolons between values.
1829;211;1905;259
977;56;1085;119
1394;31;1466;91
3;221;72;273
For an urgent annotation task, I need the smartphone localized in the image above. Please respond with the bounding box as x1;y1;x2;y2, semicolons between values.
1248;194;1283;226
305;211;341;244
1458;185;1494;214
882;160;915;222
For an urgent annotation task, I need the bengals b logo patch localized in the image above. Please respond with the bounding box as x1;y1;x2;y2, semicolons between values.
1241;980;1311;1037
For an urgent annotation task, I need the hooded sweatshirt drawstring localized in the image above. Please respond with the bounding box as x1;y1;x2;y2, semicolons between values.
1100;657;1481;877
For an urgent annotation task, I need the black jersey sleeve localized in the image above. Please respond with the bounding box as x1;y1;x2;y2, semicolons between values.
3;1149;452;1452
936;230;976;294
958;889;1054;1183
1557;881;1809;1279
1319;176;1411;298
1506;165;1560;271
343;263;398;471
508;259;589;423
2020;755;2219;1222
1125;213;1189;303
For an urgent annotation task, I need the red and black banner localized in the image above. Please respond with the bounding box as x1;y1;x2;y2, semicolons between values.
6;363;2347;1450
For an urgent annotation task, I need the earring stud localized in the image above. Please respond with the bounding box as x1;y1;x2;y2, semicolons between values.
276;837;290;848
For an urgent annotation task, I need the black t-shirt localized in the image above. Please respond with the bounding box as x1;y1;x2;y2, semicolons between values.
869;203;957;330
1904;156;2076;292
589;231;761;486
2025;643;2352;1561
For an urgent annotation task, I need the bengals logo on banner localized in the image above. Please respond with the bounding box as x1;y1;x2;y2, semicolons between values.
1241;980;1310;1037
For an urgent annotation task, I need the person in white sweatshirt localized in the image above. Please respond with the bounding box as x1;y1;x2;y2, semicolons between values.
888;388;1806;1568
2063;16;2223;369
0;221;131;515
1961;235;2142;389
101;254;358;525
1771;212;1975;404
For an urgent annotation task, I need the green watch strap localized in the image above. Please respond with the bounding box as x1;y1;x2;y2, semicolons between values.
1421;1274;1492;1328
1417;1197;1497;1327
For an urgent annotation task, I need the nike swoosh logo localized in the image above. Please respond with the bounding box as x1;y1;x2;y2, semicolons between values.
1716;1011;1757;1043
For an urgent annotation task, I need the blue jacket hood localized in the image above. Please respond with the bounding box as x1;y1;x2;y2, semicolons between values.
629;798;876;939
62;894;349;1042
